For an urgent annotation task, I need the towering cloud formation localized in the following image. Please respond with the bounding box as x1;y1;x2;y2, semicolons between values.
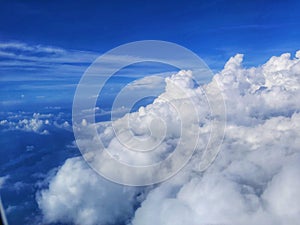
132;51;300;225
37;51;300;225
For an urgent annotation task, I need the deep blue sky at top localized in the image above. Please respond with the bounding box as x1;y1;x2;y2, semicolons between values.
0;0;299;70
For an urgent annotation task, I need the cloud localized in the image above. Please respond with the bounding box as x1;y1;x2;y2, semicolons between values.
0;41;98;78
0;113;49;134
36;157;142;225
0;41;182;81
72;69;217;184
0;42;65;55
38;50;300;225
132;114;300;225
0;112;71;134
132;51;300;225
127;74;168;90
262;158;300;224
38;68;213;223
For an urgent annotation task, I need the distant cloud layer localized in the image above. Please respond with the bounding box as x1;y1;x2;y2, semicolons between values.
37;51;300;225
0;112;71;134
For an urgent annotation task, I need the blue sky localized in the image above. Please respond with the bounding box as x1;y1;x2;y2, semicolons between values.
0;0;300;110
0;0;300;73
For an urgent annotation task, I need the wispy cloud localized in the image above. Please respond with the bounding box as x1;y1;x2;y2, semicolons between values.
0;42;66;55
0;41;175;79
0;41;99;78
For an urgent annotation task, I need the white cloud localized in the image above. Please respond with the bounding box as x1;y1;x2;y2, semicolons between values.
0;112;71;134
262;158;300;224
0;41;172;79
0;117;49;134
36;157;142;225
133;114;300;225
73;69;216;184
0;41;98;77
132;50;300;225
0;113;50;134
127;75;167;90
0;42;65;54
38;50;300;225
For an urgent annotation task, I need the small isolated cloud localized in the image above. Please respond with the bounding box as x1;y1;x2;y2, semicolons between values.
127;75;166;90
38;51;300;225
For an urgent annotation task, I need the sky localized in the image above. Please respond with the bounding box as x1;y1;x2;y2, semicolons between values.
0;0;300;77
1;0;300;111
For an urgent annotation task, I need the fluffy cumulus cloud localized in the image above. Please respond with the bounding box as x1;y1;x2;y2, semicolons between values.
72;69;216;185
0;113;50;134
37;157;142;225
0;112;71;134
132;51;300;225
38;51;300;225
